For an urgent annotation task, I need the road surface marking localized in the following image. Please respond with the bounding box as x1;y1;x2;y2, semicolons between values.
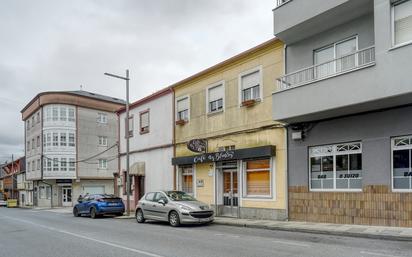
1;215;166;257
272;240;310;247
360;251;402;257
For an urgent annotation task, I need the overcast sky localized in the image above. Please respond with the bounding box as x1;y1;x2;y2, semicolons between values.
0;0;275;163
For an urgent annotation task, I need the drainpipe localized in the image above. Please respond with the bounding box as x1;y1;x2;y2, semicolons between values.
171;87;176;190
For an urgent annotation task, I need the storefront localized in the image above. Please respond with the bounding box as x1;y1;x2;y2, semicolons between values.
173;145;286;220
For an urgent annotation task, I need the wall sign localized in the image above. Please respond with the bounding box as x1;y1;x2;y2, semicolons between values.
196;179;204;187
187;139;208;153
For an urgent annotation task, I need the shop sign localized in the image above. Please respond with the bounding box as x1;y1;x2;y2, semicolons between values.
56;179;72;184
187;139;207;153
193;151;235;164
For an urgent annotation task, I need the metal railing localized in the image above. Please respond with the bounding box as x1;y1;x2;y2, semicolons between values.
275;0;291;8
277;46;375;91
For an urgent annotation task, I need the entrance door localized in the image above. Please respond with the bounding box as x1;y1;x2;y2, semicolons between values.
221;169;238;217
62;187;72;207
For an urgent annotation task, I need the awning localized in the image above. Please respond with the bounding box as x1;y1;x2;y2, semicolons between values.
129;162;145;176
172;145;276;165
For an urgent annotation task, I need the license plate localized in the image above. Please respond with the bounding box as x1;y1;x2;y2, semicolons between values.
108;203;117;206
200;218;210;222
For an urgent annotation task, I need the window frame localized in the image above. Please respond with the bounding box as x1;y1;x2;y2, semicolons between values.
206;81;225;114
242;158;273;199
97;113;108;124
175;95;190;122
391;0;412;48
178;165;195;195
308;142;363;192
391;135;412;192
125;115;134;138
98;159;108;169
238;66;263;106
98;136;108;147
139;110;150;134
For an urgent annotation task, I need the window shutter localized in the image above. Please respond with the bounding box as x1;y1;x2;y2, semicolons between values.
394;0;412;45
141;112;149;128
208;85;224;102
177;98;189;112
241;71;260;90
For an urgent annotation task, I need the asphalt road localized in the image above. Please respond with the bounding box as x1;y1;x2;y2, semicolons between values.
0;208;411;257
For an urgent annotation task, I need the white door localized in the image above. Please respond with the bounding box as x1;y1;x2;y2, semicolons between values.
62;187;72;207
83;186;105;195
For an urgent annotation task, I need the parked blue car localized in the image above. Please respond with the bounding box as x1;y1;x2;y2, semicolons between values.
73;194;125;219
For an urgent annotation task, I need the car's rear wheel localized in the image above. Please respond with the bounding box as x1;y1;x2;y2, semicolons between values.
169;211;180;227
136;209;145;223
73;207;80;217
90;207;98;219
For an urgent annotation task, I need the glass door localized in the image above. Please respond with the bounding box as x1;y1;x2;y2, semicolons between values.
221;169;238;217
62;187;72;207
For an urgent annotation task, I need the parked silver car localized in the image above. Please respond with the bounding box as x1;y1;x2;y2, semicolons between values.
135;191;214;227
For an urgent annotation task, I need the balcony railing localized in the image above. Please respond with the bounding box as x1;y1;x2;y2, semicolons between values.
275;0;291;8
277;46;375;91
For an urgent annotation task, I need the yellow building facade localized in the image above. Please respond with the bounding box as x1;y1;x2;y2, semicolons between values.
172;38;287;220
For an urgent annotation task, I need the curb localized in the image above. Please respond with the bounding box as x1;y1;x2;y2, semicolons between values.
213;221;412;242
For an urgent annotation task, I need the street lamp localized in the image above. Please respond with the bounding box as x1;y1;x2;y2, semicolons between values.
104;70;131;216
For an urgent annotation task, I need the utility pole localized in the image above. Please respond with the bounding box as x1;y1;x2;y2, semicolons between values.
104;70;131;216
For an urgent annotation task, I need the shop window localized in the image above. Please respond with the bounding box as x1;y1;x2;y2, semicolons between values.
179;166;193;194
309;142;362;191
392;135;412;191
243;159;271;197
393;0;412;46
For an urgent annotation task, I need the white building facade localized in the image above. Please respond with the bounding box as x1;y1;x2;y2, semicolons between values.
21;91;125;208
117;88;174;210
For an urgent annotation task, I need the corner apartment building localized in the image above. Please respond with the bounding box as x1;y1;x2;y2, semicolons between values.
21;91;124;208
172;38;288;220
116;87;174;210
273;0;412;226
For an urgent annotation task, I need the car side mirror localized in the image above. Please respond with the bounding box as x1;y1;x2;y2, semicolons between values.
78;199;83;203
158;199;167;206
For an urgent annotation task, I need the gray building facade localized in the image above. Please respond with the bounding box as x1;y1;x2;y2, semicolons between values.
273;0;412;227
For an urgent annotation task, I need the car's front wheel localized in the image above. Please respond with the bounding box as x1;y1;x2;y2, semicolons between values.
73;207;80;217
136;209;145;223
169;211;181;227
90;207;98;219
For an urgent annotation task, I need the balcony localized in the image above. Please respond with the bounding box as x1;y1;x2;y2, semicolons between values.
277;46;375;91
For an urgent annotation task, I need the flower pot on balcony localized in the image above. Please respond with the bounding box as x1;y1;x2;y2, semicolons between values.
241;99;256;107
175;119;187;125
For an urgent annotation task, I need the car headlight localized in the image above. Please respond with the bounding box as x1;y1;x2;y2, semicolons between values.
178;205;192;212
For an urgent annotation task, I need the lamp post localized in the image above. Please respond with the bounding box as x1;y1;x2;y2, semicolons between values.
104;70;130;216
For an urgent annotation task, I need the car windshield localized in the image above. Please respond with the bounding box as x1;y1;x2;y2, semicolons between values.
165;191;196;201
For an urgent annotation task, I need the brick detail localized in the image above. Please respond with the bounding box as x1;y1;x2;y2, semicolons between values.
288;185;412;227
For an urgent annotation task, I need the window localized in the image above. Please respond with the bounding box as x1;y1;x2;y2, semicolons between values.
98;159;107;169
32;138;35;149
32;161;35;171
61;158;67;172
46;158;52;171
140;111;150;134
69;133;75;147
27;120;30;131
27;141;30;151
240;68;261;103
60;133;67;147
37;159;40;170
125;116;133;137
45;107;52;122
52;133;58;146
37;136;40;148
98;136;108;146
145;192;156;201
53;158;59;171
218;145;236;152
31;116;35;127
392;135;412;191
314;37;357;78
244;159;271;197
52;106;58;121
97;113;108;124
309;142;362;191
179;166;193;194
46;133;51;147
27;162;31;172
207;83;224;113
60;107;67;121
176;97;189;121
68;108;75;122
69;158;75;171
393;0;412;46
36;112;40;123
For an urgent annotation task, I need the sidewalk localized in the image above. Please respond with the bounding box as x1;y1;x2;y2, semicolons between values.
115;214;412;241
213;217;412;241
